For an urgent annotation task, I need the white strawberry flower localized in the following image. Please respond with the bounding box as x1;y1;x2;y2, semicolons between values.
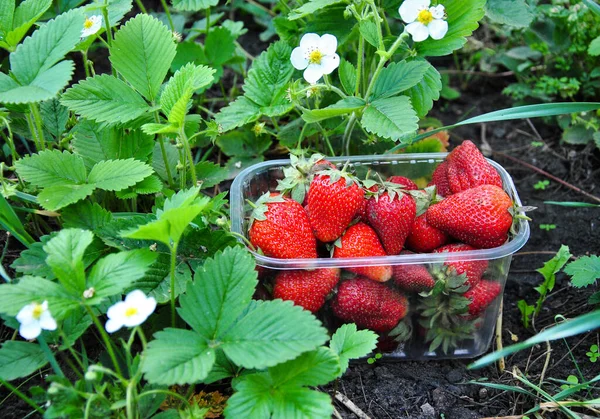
81;15;103;38
290;33;340;85
105;290;156;333
16;301;57;340
399;0;448;42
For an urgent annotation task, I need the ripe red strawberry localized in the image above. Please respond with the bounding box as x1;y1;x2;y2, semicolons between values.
332;277;409;333
446;140;503;194
405;213;451;253
428;161;452;197
387;176;419;190
432;243;488;287
333;223;392;282
427;185;513;249
248;193;317;259
273;268;340;313
306;169;364;242
356;184;378;222
366;185;416;255
392;251;435;292
463;280;501;316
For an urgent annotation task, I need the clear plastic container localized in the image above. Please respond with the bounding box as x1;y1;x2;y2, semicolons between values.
230;153;530;359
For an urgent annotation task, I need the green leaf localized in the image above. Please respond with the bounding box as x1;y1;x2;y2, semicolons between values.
40;98;68;138
72;121;154;169
330;324;378;373
0;194;34;247
485;0;534;28
0;341;47;381
214;96;261;132
88;159;153;191
62;201;113;231
288;0;343;20
202;350;241;384
61;74;150;124
302;97;365;123
0;60;75;104
178;247;257;337
160;63;215;125
405;60;442;117
271;388;333;419
2;0;51;50
0;276;80;319
142;328;215;385
359;20;379;48
216;130;271;157
243;41;294;112
44;229;94;295
269;347;340;387
152;142;179;182
15;149;87;188
53;307;92;349
0;0;15;40
562;124;594;145
221;299;329;369
361;96;419;141
371;60;430;100
416;0;486;57
37;183;96;211
194;161;227;189
564;256;600;288
128;255;191;304
171;0;218;12
205;27;236;66
338;59;357;95
9;8;84;85
119;174;163;197
87;249;157;300
109;14;177;101
535;245;572;295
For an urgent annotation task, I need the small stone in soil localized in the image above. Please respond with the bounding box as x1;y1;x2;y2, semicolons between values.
420;402;435;417
446;368;463;384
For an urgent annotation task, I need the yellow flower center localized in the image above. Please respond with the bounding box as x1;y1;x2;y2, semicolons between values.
32;304;44;319
125;307;138;317
84;18;94;29
417;9;434;25
308;50;323;65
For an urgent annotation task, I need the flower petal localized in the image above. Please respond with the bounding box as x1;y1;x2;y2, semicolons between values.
319;34;338;55
399;0;431;23
320;54;340;75
299;33;321;50
430;5;445;19
303;64;324;84
428;19;448;40
107;301;126;320
16;304;34;323
125;290;147;305
39;312;57;331
406;21;430;42
20;322;41;340
141;297;157;317
105;318;123;333
291;47;309;70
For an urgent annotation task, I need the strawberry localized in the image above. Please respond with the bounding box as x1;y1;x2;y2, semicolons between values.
432;243;488;287
276;154;336;204
333;223;392;282
405;212;451;253
392;251;436;292
366;184;416;255
463;280;501;316
428;161;452;197
332;277;408;333
306;168;364;242
273;268;340;313
387;176;419;190
356;184;378;222
248;193;317;259
427;185;513;249
446;140;503;194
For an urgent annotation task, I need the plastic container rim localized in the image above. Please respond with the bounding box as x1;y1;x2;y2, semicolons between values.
230;153;531;269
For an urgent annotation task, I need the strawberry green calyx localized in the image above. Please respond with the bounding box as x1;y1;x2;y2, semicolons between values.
389;317;413;343
409;185;441;216
248;192;285;227
276;154;331;203
508;204;536;235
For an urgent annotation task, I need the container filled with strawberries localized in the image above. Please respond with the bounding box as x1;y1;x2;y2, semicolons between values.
230;141;530;359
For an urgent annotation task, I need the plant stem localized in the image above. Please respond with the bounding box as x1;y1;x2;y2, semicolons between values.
368;1;385;51
136;327;148;350
179;127;196;186
205;7;211;33
25;113;41;151
134;0;147;13
37;334;65;377
29;103;46;151
101;2;112;46
85;305;123;377
364;31;409;100
343;114;357;155
355;35;364;96
316;122;335;156
81;51;90;78
154;112;175;188
160;0;175;31
1;120;20;161
169;244;178;328
0;377;44;415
